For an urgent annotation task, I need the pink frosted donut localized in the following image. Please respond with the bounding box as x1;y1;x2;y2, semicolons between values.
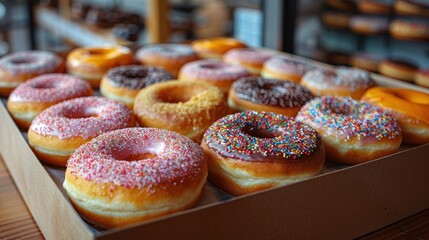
7;74;93;129
0;51;64;96
223;48;274;74
28;96;137;166
178;59;251;93
63;127;208;228
300;67;375;99
261;55;316;83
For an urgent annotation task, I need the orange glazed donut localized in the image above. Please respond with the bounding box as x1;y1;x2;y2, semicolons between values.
100;65;173;108
358;0;392;14
415;69;429;88
362;87;429;144
133;81;228;143
261;55;316;83
136;44;199;77
201;111;325;196
63;128;207;228
301;67;375;99
178;59;251;93
66;46;133;88
28;96;137;166
378;59;417;82
296;96;402;165
0;51;64;96
7;74;93;129
223;48;274;74
191;37;247;59
321;12;352;30
228;77;314;117
395;0;429;17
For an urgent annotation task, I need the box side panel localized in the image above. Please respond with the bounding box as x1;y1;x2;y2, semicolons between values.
0;104;93;240
98;145;429;240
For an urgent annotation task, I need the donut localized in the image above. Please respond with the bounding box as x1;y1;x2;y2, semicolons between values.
321;12;351;29
7;74;93;129
191;37;247;59
378;58;417;82
394;0;429;16
326;51;352;66
201;111;325;196
28;96;137;166
361;87;429;145
301;67;375;99
415;69;429;88
228;77;314;117
134;81;227;143
358;0;392;14
66;46;133;88
63;127;207;228
0;51;64;96
389;20;429;42
350;53;383;72
324;0;356;11
261;55;316;83
350;16;388;35
178;59;251;93
136;44;199;77
296;96;401;164
223;48;274;74
100;65;173;108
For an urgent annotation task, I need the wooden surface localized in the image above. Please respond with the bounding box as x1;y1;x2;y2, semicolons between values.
1;152;429;240
147;0;169;43
0;155;43;240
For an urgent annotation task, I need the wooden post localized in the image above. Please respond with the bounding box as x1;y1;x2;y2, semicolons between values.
147;0;169;43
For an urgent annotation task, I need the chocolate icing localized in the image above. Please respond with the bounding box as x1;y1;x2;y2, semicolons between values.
106;65;173;89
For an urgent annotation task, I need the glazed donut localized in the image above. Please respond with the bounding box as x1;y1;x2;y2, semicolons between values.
362;87;429;144
350;53;383;72
134;81;227;142
66;46;133;88
395;0;429;17
223;48;274;74
136;44;199;77
390;20;429;42
326;51;352;66
301;67;375;99
415;69;429;88
0;51;64;96
296;96;402;165
358;0;392;14
201;111;325;196
378;58;417;82
228;77;314;117
100;65;173;108
321;12;351;29
7;74;93;129
28;96;137;166
64;127;207;228
350;16;388;35
261;55;316;83
178;59;251;93
191;37;247;59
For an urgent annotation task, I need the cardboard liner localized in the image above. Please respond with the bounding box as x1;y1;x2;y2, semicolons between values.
1;68;429;239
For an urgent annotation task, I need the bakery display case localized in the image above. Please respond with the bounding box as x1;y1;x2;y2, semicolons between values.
1;0;429;239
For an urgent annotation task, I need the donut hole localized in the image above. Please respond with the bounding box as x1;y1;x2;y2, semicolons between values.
157;86;202;103
61;109;99;119
32;82;57;89
121;152;157;161
200;63;224;70
10;58;32;65
243;126;279;139
86;48;111;56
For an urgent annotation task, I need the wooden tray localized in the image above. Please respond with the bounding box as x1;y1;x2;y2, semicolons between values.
1;71;429;239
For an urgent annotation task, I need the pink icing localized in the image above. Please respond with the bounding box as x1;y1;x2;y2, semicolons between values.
223;48;274;65
30;96;136;139
8;74;92;103
180;59;251;81
0;51;62;75
66;127;206;192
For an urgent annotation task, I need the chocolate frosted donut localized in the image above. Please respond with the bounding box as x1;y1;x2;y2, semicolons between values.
228;77;314;117
100;65;173;108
